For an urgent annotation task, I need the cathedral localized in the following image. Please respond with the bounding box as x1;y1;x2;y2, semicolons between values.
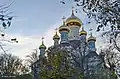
31;9;104;79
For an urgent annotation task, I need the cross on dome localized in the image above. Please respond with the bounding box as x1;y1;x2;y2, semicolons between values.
42;37;44;40
72;7;75;15
41;37;44;44
62;16;66;24
89;28;93;36
55;28;58;34
55;28;58;31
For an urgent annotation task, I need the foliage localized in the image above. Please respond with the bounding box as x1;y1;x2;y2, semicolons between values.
40;48;82;79
0;0;14;29
25;49;39;66
99;46;119;79
16;74;33;79
61;0;120;31
101;30;120;52
0;53;29;78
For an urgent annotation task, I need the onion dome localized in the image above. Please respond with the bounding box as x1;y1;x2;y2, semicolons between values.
39;37;46;49
59;17;70;33
53;31;60;40
80;27;87;35
88;33;96;42
66;8;82;27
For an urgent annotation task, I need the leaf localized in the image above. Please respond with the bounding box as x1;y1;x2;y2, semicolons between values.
96;26;100;31
60;1;65;4
11;38;17;41
8;17;13;20
1;34;5;37
0;17;4;21
76;3;80;6
2;22;7;29
7;21;11;27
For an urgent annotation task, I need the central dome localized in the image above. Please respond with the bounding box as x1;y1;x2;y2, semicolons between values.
66;13;82;27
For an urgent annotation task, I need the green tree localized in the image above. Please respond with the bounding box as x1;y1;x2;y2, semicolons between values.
16;74;33;79
61;0;120;31
0;53;29;78
40;47;83;79
100;47;119;79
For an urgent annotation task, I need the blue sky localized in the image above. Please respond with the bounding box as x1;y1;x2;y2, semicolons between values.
0;0;104;58
7;0;75;35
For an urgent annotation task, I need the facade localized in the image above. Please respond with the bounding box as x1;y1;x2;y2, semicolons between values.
31;10;104;79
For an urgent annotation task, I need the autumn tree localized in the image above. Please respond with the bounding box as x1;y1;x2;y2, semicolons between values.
0;53;29;79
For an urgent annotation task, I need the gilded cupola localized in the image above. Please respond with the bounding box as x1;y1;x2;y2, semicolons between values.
88;33;96;42
39;37;46;49
80;27;87;35
65;7;82;27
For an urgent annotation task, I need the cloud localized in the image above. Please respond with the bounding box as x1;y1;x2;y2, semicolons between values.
1;22;61;59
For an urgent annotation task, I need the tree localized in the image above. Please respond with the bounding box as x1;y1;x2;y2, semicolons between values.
61;0;120;31
99;46;119;79
16;74;33;79
0;53;29;78
40;47;83;79
0;0;15;29
102;30;120;52
0;0;18;54
25;49;39;66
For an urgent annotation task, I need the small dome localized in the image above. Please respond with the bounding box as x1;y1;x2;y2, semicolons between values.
80;27;87;35
59;22;70;33
39;43;46;49
88;33;96;42
53;32;60;40
66;13;82;27
39;38;46;49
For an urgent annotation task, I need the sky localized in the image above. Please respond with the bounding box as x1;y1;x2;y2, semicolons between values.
0;0;104;58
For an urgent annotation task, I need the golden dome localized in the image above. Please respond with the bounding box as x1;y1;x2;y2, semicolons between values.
53;32;60;40
66;12;82;27
59;21;70;33
88;33;96;42
39;38;46;49
80;27;87;35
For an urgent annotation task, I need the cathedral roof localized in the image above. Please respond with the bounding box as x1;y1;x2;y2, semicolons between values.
66;10;82;27
53;32;60;40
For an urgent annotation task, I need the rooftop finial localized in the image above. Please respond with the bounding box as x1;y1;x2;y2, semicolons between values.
55;28;58;34
89;28;93;37
62;16;66;25
72;7;75;15
41;37;44;44
82;26;84;31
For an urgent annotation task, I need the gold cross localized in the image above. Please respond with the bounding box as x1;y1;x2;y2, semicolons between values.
72;7;74;12
62;16;66;24
89;28;93;36
42;37;44;41
72;7;75;14
55;28;58;34
62;16;66;21
55;28;58;31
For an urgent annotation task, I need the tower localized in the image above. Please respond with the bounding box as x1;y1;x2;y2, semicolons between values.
39;37;46;57
66;7;82;40
53;28;60;46
87;33;96;51
80;27;87;42
59;16;70;44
